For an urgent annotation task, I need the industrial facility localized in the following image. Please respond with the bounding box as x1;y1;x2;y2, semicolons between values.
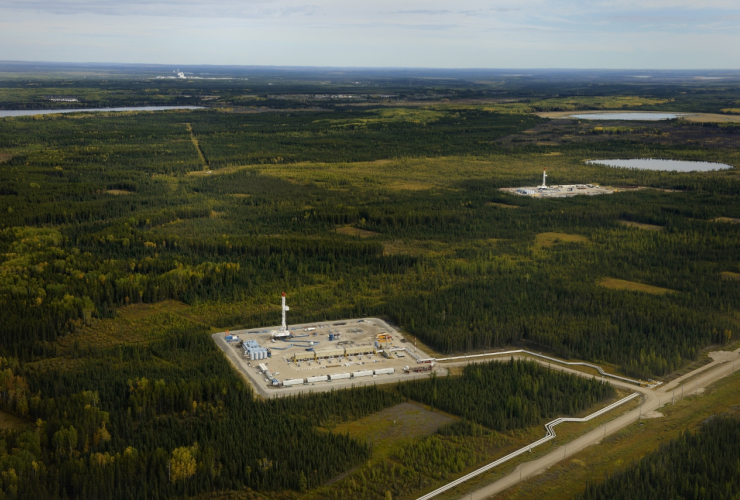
502;168;614;198
214;293;436;394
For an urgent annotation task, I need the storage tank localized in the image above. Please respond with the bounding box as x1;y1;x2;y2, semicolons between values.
306;375;329;383
373;368;395;376
352;370;373;378
328;372;351;381
282;379;304;387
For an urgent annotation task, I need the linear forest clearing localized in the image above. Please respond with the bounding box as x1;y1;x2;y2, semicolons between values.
597;278;676;295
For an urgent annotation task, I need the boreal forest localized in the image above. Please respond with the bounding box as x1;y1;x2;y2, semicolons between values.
0;66;739;499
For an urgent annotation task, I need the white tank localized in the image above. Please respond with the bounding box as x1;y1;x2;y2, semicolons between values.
352;370;373;378
328;372;351;380
373;368;395;375
306;375;329;383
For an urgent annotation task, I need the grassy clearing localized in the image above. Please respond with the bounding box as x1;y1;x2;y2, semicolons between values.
105;189;134;195
259;155;545;192
712;216;740;223
681;113;740;123
0;154;12;163
382;240;425;257
0;410;29;430
488;202;520;209
438;96;669;115
57;300;197;352
314;108;445;128
330;401;457;455
618;220;664;231
389;181;433;191
335;225;379;238
598;278;675;295
494;371;740;500
535;232;588;248
721;271;740;280
185;122;210;169
382;239;448;257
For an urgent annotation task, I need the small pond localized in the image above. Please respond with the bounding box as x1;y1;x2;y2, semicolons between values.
586;158;733;172
564;112;685;121
0;106;205;118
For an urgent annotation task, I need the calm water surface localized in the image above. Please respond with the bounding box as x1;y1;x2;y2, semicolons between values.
0;106;204;118
566;113;685;121
586;158;733;172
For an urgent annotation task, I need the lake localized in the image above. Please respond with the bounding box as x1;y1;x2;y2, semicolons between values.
586;158;733;172
0;106;205;118
565;113;685;121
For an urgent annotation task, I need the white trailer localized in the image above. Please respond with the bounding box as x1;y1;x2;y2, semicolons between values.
352;370;373;379
373;368;395;376
282;379;304;387
306;375;329;383
328;372;351;381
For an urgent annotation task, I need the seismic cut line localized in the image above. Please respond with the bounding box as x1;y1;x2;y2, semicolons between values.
415;392;641;500
185;122;209;169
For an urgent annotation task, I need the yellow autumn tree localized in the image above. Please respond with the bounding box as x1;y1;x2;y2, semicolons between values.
170;444;198;482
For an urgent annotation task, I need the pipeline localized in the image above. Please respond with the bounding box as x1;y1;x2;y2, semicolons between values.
435;349;642;386
415;392;641;500
290;340;320;347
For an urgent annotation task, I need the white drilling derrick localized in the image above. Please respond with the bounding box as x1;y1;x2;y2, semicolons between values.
271;292;292;339
281;292;289;332
541;168;548;188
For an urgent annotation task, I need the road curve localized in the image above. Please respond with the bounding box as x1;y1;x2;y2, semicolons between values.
457;347;740;500
415;393;640;500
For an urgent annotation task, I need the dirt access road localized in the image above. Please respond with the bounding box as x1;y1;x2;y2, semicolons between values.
457;347;740;500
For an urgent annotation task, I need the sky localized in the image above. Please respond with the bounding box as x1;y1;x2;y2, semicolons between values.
0;0;739;69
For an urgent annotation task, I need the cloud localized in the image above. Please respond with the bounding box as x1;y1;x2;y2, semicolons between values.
0;0;739;68
1;0;319;18
394;10;453;15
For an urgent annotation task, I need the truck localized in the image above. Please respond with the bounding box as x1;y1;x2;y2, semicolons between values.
373;368;395;376
404;364;434;373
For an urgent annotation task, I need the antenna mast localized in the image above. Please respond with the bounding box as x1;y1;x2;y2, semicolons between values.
541;168;548;188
